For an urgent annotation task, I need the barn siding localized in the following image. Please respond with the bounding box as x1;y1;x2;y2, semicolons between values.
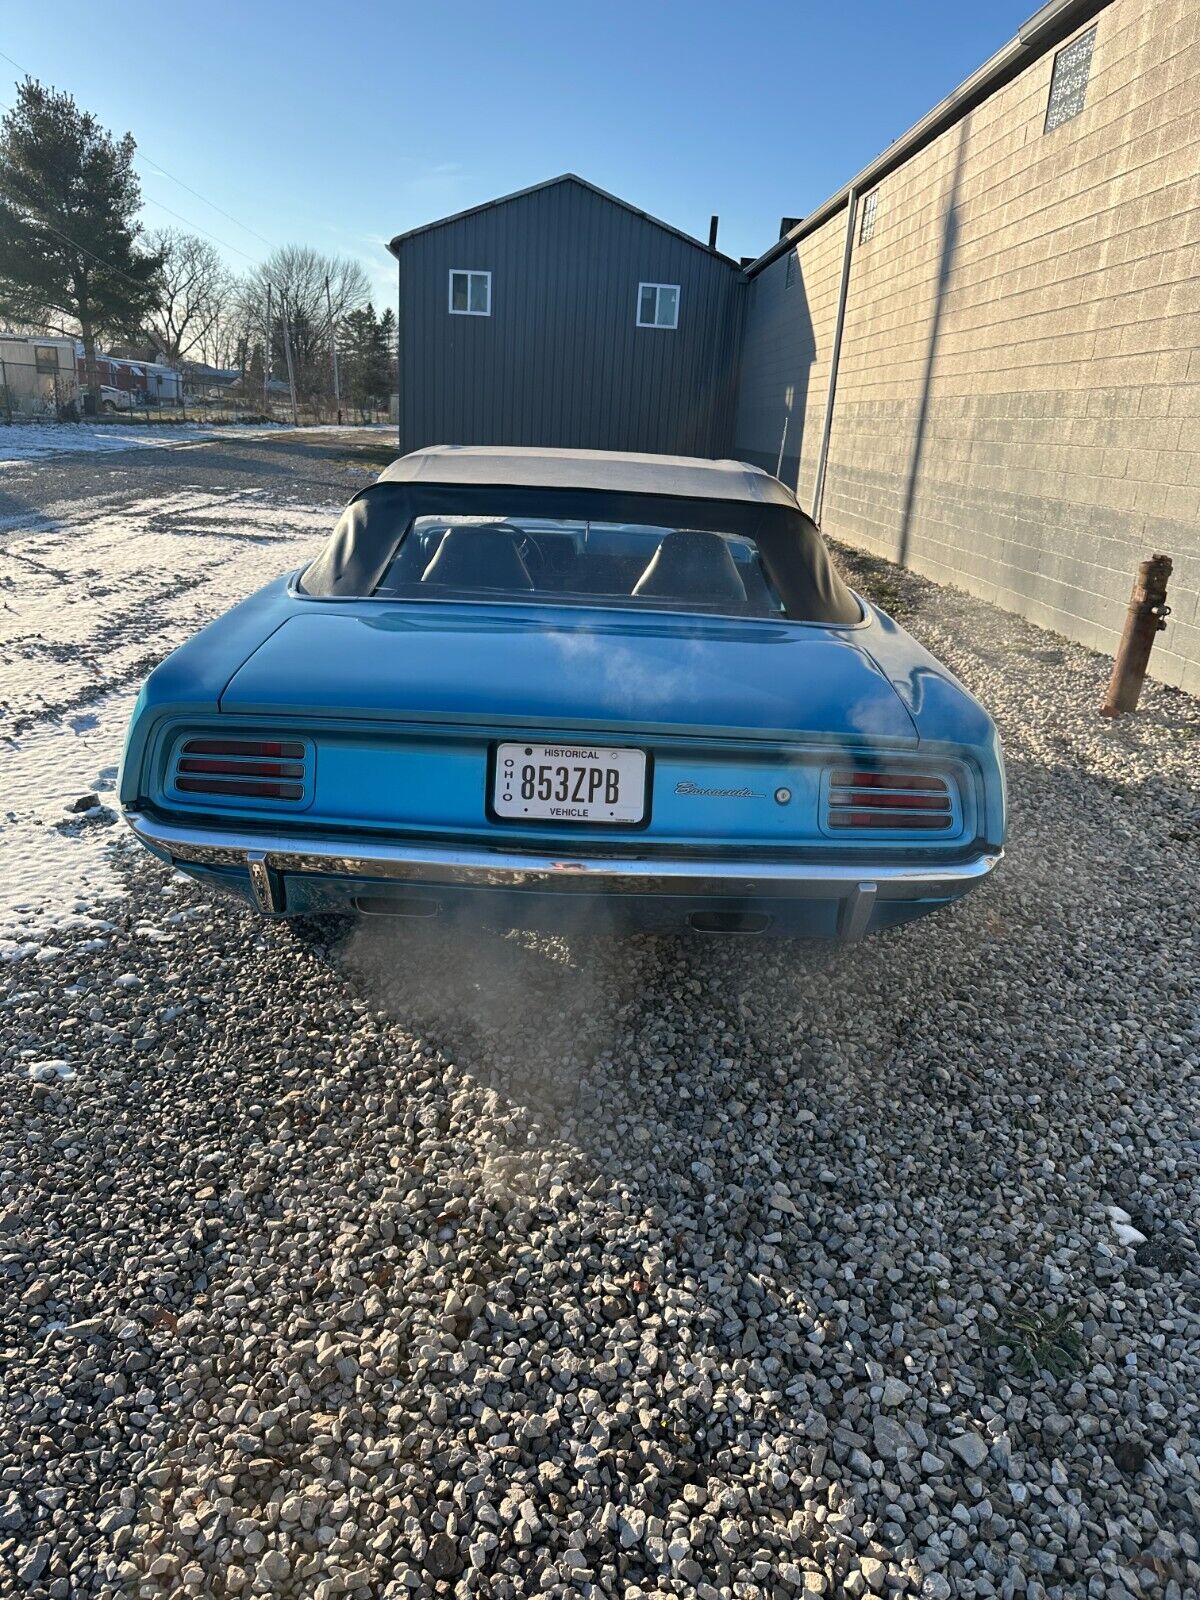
396;178;743;459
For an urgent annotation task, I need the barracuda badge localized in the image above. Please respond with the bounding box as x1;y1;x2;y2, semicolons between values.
675;780;766;799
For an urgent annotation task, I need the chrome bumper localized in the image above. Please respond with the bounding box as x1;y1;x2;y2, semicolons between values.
124;810;1000;939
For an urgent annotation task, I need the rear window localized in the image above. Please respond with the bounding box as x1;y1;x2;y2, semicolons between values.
373;515;785;618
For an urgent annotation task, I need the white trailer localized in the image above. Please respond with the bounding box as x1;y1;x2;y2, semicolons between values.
0;334;79;420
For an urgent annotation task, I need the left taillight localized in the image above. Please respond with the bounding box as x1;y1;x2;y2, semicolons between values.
168;736;310;803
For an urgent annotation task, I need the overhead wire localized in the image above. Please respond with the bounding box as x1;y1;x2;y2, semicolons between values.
0;50;349;359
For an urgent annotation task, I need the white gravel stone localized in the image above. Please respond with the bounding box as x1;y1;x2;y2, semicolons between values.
947;1431;989;1470
880;1376;911;1407
2;463;1199;1599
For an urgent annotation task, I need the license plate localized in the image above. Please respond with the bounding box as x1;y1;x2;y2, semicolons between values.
493;742;647;824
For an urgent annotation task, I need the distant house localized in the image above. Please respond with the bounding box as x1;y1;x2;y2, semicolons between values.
98;340;184;403
0;333;78;418
181;363;240;399
388;174;744;460
142;361;183;404
75;348;147;402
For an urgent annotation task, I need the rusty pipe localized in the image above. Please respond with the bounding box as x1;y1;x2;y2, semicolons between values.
1100;553;1172;716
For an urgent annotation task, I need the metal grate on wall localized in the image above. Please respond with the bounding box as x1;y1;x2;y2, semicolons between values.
1045;25;1097;132
858;190;879;244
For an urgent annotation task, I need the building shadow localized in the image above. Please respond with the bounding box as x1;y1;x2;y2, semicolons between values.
896;121;969;567
731;253;816;492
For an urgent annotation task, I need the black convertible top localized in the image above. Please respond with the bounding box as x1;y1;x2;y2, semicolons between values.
379;445;801;506
300;447;861;624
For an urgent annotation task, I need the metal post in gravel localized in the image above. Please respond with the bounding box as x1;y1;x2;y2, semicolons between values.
1101;553;1173;717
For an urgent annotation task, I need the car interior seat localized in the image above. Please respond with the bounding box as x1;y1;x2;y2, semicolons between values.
632;530;749;606
421;525;534;590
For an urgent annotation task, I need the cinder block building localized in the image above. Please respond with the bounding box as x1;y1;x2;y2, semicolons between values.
390;0;1200;693
733;0;1200;695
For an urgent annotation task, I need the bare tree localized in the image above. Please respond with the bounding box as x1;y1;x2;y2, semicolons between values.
243;246;369;399
144;228;232;362
192;275;254;371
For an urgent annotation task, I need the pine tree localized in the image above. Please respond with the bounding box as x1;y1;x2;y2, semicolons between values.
0;80;164;413
245;341;265;403
378;304;397;392
341;303;390;421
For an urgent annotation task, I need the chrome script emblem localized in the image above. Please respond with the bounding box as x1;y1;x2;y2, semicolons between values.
675;780;766;799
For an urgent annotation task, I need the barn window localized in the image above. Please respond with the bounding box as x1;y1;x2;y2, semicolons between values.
449;270;491;316
34;345;60;374
858;190;879;244
1045;26;1096;132
637;283;680;329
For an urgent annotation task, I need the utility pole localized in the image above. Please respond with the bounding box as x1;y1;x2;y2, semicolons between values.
324;274;342;425
280;292;299;427
264;283;272;415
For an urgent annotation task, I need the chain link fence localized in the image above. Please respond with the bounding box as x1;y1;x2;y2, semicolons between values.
1;337;393;431
0;345;79;422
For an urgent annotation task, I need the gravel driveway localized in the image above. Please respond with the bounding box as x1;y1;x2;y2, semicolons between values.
2;433;1198;1600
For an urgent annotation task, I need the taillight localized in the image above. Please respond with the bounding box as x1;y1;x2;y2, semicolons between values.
826;769;953;831
169;736;310;803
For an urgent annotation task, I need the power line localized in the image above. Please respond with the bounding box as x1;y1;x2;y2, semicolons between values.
0;55;351;374
139;192;262;264
0;46;277;258
138;156;275;250
28;213;161;299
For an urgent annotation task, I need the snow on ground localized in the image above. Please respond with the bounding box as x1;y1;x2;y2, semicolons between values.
0;421;284;465
0;420;392;466
0;484;337;948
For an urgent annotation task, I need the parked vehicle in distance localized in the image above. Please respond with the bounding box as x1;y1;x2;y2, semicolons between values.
120;447;1005;938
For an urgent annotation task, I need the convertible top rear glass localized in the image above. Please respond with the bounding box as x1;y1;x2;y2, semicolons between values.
300;479;862;625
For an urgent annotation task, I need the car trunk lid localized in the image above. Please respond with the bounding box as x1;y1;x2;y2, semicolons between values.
218;605;918;744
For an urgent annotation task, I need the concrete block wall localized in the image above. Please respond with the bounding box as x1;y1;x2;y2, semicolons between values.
734;0;1200;694
732;220;846;498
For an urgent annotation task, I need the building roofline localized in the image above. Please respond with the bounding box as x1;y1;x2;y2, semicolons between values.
745;0;1114;278
387;173;741;268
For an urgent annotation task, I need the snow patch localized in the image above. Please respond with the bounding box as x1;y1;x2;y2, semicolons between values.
0;484;337;942
0;421;391;467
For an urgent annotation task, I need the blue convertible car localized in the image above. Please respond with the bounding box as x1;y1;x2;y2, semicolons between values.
120;446;1004;938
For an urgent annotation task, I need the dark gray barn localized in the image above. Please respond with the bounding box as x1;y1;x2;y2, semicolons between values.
388;175;744;458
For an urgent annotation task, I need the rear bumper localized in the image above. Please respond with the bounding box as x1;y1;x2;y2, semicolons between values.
124;810;1000;939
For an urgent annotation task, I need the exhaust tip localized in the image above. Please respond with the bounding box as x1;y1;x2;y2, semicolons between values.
687;910;770;935
353;895;441;918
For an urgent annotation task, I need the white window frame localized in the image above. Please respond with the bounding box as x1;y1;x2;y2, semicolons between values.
636;282;680;330
448;269;491;317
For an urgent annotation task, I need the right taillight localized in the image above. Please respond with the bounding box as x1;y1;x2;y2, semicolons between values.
826;768;953;831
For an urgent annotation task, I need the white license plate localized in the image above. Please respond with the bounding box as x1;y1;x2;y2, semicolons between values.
493;743;647;824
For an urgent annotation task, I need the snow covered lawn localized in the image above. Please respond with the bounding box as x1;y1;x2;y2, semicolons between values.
0;420;285;464
0;480;338;948
0;419;393;466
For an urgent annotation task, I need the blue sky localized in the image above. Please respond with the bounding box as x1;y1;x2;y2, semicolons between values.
3;0;1032;305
